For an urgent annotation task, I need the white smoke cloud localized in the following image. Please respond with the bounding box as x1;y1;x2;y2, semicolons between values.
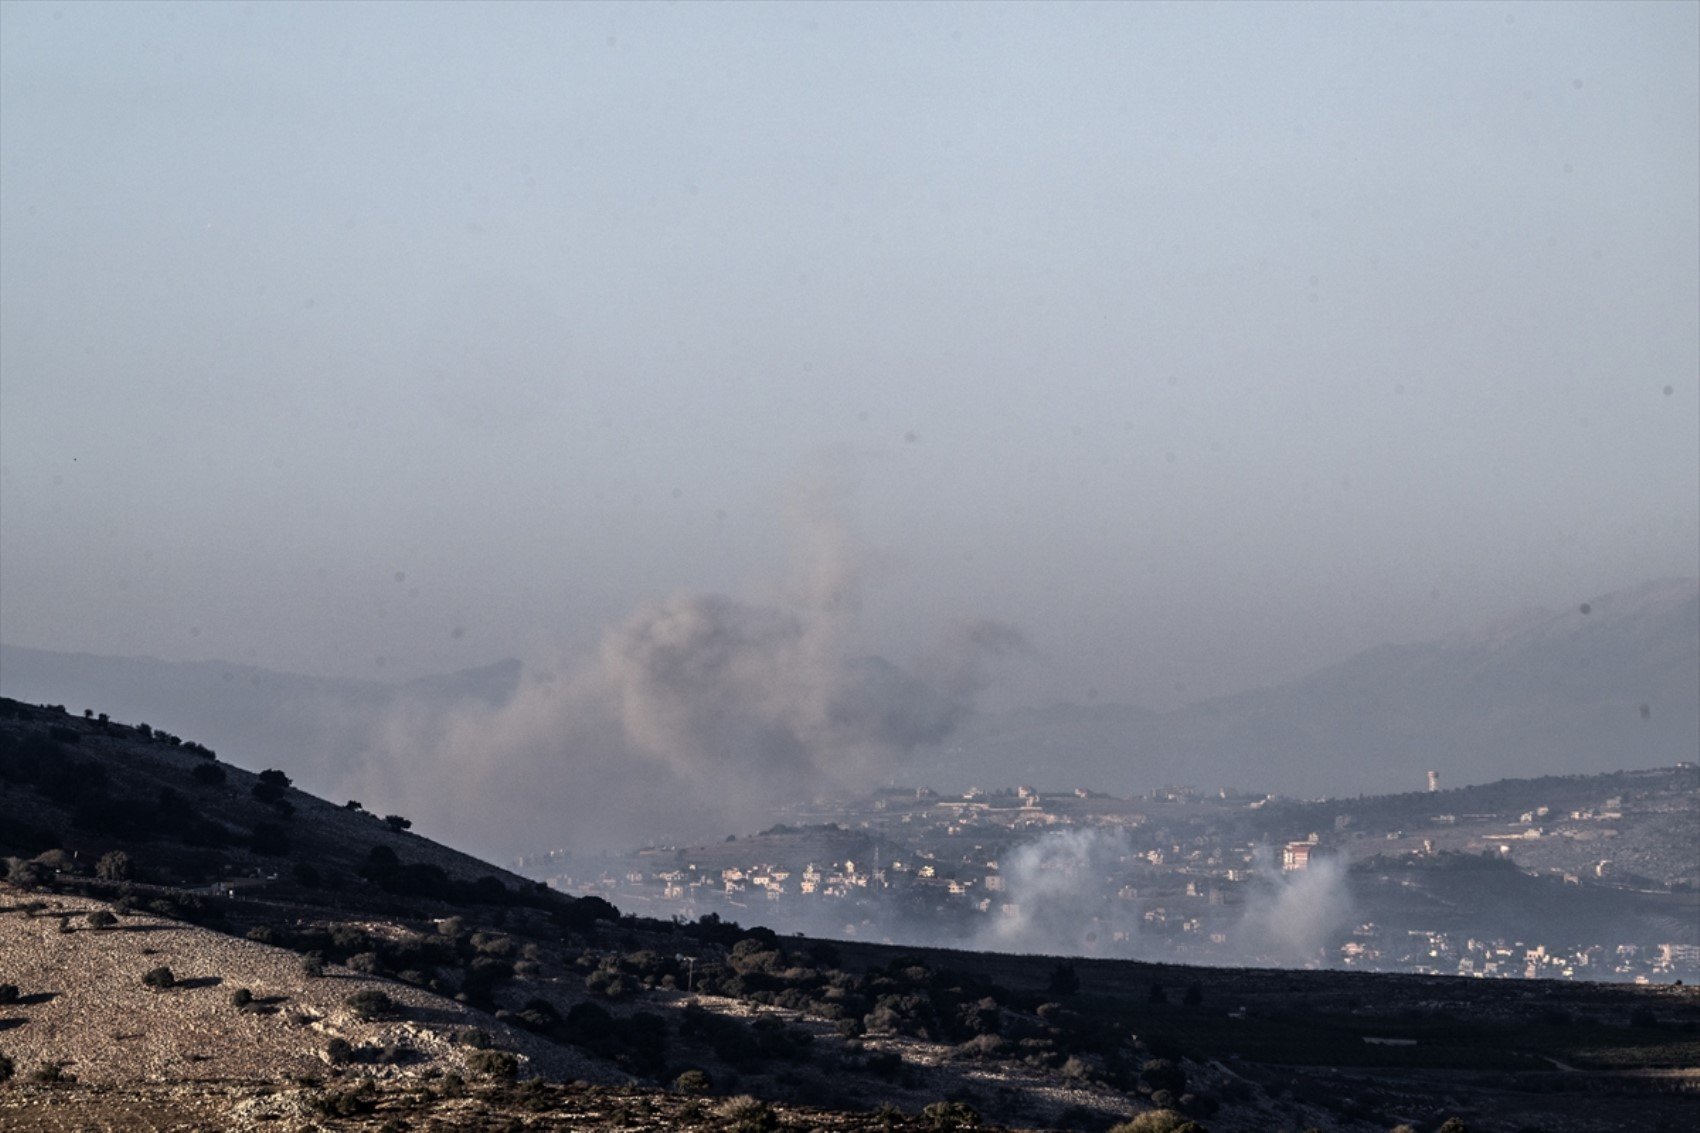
1236;850;1354;966
975;827;1142;957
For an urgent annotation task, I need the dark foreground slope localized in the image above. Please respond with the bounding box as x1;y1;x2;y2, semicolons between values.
2;697;1697;1133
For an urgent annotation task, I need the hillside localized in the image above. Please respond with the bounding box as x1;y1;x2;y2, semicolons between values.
2;697;1698;1132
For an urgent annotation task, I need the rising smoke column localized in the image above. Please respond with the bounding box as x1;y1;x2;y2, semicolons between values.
350;474;1026;856
1235;848;1354;967
977;828;1143;957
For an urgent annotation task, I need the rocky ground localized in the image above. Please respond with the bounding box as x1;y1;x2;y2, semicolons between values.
0;891;610;1088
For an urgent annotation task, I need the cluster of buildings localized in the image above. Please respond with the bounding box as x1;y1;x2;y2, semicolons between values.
1343;926;1700;982
517;769;1699;983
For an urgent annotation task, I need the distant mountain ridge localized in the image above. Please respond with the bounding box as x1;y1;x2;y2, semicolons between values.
922;578;1700;798
2;577;1695;806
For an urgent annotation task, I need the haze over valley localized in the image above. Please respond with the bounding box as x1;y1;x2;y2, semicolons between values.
2;3;1697;1128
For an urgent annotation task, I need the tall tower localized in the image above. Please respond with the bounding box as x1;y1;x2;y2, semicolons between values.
1427;770;1440;793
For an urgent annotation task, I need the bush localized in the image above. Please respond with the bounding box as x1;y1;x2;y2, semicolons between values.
384;814;412;833
190;762;226;786
95;851;132;882
0;984;19;1004
231;988;253;1008
301;952;326;978
7;858;47;886
344;989;394;1021
922;1100;981;1130
711;1096;778;1133
673;1068;713;1094
86;910;118;930
1108;1113;1203;1133
325;1037;355;1065
311;1080;377;1117
0;1053;11;1084
142;966;176;990
465;1049;520;1080
586;968;636;999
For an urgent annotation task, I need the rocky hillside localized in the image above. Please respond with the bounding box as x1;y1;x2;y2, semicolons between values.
2;696;1697;1132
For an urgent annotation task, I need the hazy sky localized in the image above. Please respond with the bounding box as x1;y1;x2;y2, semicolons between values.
2;0;1696;712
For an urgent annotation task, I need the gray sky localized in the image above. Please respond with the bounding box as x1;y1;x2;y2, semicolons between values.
2;0;1697;712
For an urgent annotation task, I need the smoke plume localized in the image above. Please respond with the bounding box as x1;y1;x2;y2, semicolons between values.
976;828;1141;957
1237;850;1354;966
348;479;1024;858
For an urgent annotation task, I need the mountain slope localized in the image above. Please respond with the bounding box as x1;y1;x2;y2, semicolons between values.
924;578;1700;797
2;696;1696;1133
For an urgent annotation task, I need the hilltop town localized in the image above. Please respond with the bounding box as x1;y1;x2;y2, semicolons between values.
523;765;1700;984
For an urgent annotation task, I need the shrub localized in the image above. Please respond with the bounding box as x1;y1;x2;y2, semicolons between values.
142;966;176;990
711;1096;778;1133
325;1037;354;1065
586;968;636;999
384;814;412;833
1108;1113;1201;1133
470;932;515;957
231;988;253;1008
191;762;226;786
6;858;47;886
950;1034;1007;1061
673;1068;713;1094
465;1049;519;1080
0;984;19;1004
311;1080;378;1116
922;1100;981;1130
86;910;118;930
0;1053;11;1084
344;989;394;1021
95;851;132;882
